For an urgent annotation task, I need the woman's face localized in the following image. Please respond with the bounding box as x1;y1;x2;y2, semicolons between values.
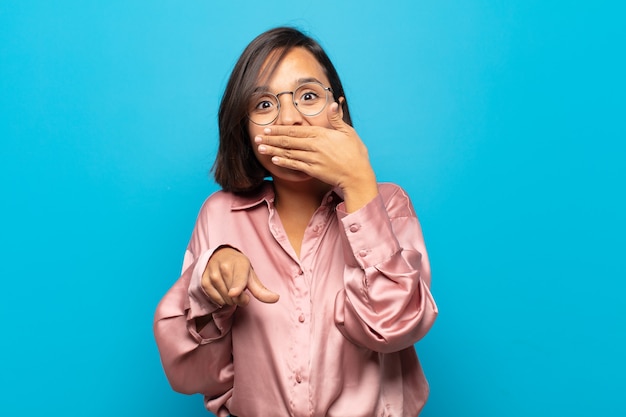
247;47;339;184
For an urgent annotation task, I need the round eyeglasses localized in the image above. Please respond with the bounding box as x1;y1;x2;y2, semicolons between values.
247;82;333;126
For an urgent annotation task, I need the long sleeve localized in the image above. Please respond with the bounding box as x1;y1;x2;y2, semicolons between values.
153;200;237;414
334;184;438;353
154;183;436;416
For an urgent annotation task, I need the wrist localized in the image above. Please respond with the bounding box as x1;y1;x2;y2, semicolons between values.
340;172;378;213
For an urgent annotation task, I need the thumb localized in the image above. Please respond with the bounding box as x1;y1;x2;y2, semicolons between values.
326;100;345;130
247;270;280;304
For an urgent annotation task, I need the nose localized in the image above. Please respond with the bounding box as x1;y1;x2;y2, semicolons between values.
276;93;303;125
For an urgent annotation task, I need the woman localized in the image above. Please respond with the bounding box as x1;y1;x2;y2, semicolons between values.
154;27;437;417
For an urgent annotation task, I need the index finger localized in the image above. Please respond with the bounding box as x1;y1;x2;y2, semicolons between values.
247;269;280;304
262;126;317;138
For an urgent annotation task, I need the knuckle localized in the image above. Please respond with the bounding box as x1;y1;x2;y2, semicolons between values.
218;261;232;274
208;271;222;285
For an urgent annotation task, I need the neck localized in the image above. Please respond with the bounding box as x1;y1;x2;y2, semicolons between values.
272;179;332;216
271;179;332;259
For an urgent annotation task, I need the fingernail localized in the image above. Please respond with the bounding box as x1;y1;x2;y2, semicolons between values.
258;145;267;153
263;128;271;134
254;135;262;143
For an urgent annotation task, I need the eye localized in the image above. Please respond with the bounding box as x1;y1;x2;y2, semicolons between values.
255;100;274;110
295;82;326;106
299;90;320;102
250;94;277;113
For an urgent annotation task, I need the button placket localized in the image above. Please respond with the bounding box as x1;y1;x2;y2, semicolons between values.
289;261;310;406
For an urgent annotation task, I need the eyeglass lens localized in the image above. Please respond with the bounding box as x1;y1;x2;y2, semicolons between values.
248;82;330;125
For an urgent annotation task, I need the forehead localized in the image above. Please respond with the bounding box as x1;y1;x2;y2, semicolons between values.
257;47;329;89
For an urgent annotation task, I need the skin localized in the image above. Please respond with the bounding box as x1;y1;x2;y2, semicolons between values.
200;47;378;312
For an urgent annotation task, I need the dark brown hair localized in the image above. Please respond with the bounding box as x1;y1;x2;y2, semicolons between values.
212;27;353;193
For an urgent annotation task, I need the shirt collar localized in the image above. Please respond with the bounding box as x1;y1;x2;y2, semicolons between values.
230;181;275;210
230;180;343;211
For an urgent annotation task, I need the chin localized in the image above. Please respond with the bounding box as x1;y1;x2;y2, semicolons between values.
281;170;313;181
269;167;314;182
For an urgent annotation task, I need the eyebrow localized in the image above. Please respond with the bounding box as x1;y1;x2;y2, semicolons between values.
252;77;324;94
295;77;323;85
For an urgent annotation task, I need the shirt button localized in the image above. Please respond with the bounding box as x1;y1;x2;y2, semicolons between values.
349;223;360;233
298;314;305;323
295;373;302;383
358;250;368;258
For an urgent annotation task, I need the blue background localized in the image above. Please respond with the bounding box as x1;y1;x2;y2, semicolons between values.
1;1;624;416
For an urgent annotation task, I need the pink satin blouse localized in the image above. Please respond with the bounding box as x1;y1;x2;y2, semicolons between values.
154;181;437;416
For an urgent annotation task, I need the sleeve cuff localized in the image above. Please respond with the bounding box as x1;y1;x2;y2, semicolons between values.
336;194;401;269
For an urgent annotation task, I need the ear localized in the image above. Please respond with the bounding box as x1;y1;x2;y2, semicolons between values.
337;96;345;120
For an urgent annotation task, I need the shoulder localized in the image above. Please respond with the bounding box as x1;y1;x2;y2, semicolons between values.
186;190;235;235
198;189;236;214
377;182;416;218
